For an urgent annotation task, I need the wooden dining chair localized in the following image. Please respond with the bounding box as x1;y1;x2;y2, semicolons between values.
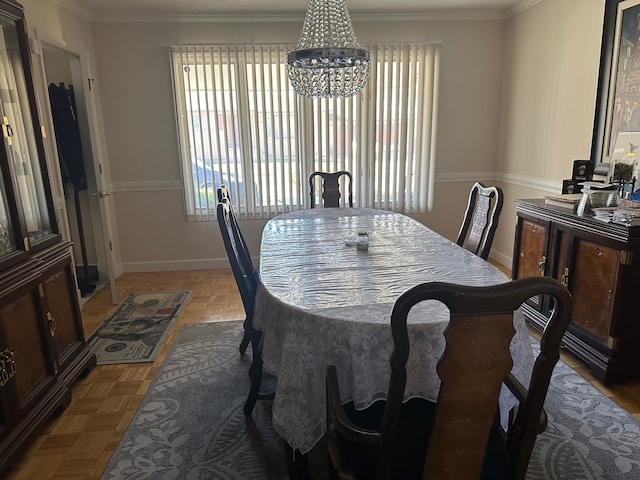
217;186;273;416
456;182;503;260
326;276;572;480
309;171;353;208
217;186;253;355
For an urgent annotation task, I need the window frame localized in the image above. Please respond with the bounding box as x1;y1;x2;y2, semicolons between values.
171;42;440;220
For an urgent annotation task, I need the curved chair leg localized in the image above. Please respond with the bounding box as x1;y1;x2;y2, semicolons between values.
243;329;275;417
239;326;251;355
239;335;250;355
243;351;264;416
285;443;311;480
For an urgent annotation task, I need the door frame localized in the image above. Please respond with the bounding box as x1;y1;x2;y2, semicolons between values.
30;30;118;306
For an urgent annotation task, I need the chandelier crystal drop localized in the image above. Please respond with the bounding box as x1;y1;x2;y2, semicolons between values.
287;0;370;98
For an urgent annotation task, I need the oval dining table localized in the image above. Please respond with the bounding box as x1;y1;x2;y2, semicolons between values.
253;207;533;459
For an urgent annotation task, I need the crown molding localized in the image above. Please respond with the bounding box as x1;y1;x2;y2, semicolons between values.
52;9;514;24
508;0;544;18
52;0;92;21
52;0;544;24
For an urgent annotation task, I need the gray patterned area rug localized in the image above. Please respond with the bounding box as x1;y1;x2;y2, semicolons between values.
101;321;640;479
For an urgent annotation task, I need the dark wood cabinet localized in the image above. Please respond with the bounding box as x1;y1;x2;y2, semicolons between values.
42;253;88;373
513;199;640;384
0;0;95;474
514;217;550;312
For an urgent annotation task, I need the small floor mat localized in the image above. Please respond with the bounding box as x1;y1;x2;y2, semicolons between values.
88;290;191;364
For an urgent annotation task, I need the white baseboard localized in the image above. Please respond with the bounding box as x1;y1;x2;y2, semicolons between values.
113;171;554;275
120;257;258;273
488;249;513;274
114;262;125;278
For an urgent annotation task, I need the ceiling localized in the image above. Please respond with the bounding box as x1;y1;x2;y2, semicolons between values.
61;0;532;20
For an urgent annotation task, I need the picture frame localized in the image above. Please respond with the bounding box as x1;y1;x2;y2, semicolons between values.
562;179;583;194
590;0;640;175
572;159;593;181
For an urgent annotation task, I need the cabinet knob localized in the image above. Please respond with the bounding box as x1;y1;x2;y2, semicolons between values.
7;350;15;377
2;116;13;146
0;367;8;387
538;255;546;275
47;312;56;338
0;348;15;387
561;267;569;287
0;353;7;387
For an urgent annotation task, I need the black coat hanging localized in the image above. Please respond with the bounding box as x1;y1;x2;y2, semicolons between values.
48;82;87;191
48;82;95;296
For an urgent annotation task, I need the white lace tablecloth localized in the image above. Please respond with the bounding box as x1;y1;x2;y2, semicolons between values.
254;208;533;454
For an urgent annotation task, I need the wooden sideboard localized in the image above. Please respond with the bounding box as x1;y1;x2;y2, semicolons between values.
512;198;640;384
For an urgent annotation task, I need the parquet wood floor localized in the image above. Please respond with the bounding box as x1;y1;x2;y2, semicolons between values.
4;268;640;479
5;269;245;480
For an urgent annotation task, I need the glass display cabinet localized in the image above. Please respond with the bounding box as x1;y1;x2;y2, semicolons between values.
0;1;96;474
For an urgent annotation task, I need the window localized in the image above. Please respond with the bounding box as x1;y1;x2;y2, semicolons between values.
171;43;440;220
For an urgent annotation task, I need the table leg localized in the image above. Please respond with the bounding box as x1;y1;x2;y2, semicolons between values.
285;443;311;480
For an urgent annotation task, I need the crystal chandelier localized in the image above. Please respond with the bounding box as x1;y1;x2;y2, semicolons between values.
287;0;370;98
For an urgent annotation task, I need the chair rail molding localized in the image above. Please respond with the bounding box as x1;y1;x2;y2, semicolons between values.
111;173;560;194
435;172;497;184
110;180;182;192
496;172;561;193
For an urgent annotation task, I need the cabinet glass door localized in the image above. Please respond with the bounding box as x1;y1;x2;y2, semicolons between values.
0;15;52;247
0;168;15;257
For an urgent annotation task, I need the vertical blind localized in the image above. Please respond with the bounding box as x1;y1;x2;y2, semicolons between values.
171;42;440;220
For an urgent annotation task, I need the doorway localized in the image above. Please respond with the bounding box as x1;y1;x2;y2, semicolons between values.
40;44;116;304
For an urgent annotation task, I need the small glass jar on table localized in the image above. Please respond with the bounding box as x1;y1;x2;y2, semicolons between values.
356;231;369;251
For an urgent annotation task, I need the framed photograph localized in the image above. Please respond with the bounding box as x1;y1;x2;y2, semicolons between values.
562;179;583;194
572;159;593;181
590;0;640;174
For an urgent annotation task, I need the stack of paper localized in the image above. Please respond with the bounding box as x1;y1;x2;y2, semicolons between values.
544;194;583;209
612;208;640;227
592;207;616;222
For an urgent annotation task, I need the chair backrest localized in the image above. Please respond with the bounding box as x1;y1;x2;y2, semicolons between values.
377;276;571;480
456;182;503;260
309;171;353;208
216;186;256;317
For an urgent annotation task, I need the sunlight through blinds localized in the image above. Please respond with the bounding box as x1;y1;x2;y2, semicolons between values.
171;43;440;220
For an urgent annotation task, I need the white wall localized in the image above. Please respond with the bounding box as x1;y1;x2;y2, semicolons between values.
18;0;611;274
20;0;123;277
90;17;506;272
493;0;604;267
